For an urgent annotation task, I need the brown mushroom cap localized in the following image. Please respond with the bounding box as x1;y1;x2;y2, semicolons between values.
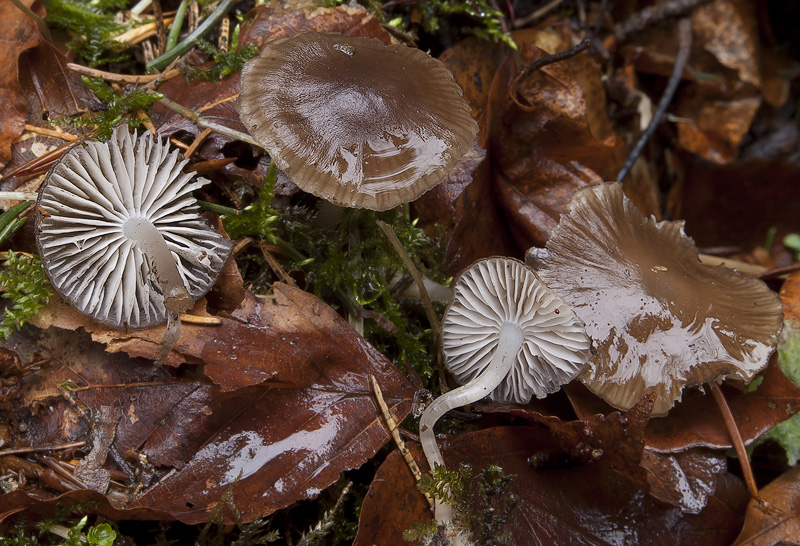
526;182;783;416
237;32;478;211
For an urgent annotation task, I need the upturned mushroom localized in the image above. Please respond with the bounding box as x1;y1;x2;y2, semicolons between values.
420;257;591;523
526;182;783;416
237;32;478;211
36;125;233;361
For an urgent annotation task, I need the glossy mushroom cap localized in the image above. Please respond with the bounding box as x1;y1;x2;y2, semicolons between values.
36;126;233;329
442;257;592;403
237;32;478;211
527;183;783;416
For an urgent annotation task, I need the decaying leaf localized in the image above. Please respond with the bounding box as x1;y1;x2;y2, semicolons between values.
733;465;800;545
644;359;800;452
358;426;748;545
489;32;626;250
10;283;415;524
0;0;41;168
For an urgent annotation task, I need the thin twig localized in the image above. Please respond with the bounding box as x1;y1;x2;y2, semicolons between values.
114;17;175;45
376;220;441;337
152;92;261;147
510;39;592;106
151;0;167;56
23;125;79;141
513;0;564;28
0;251;34;260
759;262;800;281
67;62;180;84
259;241;296;287
614;0;711;43
179;313;222;325
0;441;86;458
371;375;435;511
617;18;692;183
0;192;37;202
184;127;212;157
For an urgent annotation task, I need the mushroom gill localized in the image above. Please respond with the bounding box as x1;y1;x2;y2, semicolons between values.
526;182;783;416
237;32;478;211
36;126;232;360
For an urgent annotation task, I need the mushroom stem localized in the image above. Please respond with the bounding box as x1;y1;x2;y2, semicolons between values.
709;382;762;501
420;322;525;523
123;217;192;362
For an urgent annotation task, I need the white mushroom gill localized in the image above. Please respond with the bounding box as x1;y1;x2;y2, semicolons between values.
420;257;590;525
37;126;232;359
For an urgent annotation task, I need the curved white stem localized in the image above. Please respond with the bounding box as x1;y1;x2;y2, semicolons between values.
420;323;525;524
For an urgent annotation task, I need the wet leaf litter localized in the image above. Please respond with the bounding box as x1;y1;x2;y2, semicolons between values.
1;1;800;545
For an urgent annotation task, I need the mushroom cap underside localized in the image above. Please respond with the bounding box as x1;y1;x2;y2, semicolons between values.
36;126;233;329
442;257;591;403
527;182;783;416
237;32;478;211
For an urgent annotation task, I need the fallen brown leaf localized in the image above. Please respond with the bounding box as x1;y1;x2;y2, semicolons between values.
14;283;415;524
733;465;800;545
0;0;41;168
357;425;749;545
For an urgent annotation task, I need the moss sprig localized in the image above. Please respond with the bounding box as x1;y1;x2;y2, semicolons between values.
0;252;52;341
43;0;131;68
407;464;517;545
182;40;259;82
55;77;162;140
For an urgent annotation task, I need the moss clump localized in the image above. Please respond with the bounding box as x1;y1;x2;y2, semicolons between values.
222;165;447;383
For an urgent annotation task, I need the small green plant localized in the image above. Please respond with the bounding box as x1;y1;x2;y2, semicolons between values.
0;203;52;341
42;0;132;68
0;515;116;546
57;77;162;140
296;482;352;546
406;464;517;545
0;202;31;245
784;233;800;260
0;251;52;341
182;39;259;82
418;0;515;48
222;165;447;382
63;516;116;546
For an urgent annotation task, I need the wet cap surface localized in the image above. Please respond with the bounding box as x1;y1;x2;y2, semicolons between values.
527;182;783;415
237;32;478;211
36;126;233;329
442;257;591;403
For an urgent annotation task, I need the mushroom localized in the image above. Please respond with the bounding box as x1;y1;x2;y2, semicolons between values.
420;257;591;523
237;32;478;211
526;182;783;416
36;125;233;361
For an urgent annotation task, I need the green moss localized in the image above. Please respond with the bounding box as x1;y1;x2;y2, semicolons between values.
182;40;259;82
55;78;162;140
222;166;447;383
407;464;517;545
759;320;800;464
415;0;515;48
0;252;52;341
43;0;133;68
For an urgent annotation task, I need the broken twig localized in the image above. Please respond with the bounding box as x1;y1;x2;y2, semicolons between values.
617;18;692;183
371;375;435;511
